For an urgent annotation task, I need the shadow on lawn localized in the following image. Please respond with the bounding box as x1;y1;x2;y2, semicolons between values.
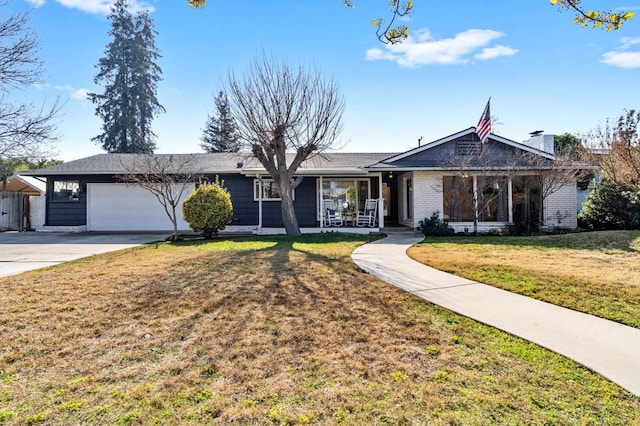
127;233;390;355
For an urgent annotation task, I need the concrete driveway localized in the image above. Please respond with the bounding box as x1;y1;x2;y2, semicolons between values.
0;232;169;278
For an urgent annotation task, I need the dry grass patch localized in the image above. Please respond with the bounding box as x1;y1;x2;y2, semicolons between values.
0;233;638;424
409;230;640;328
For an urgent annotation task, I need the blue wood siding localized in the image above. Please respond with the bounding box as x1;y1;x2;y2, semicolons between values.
388;136;552;169
212;174;257;226
217;175;319;227
46;175;118;226
44;173;378;229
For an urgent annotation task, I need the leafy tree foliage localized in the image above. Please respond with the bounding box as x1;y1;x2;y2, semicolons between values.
343;0;413;44
0;2;60;177
186;1;633;44
89;0;164;154
554;133;584;158
226;54;344;236
550;0;634;31
579;180;640;230
0;157;61;177
201;91;240;153
182;178;233;238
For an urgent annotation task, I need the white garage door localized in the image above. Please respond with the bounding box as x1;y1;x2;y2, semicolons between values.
87;183;195;232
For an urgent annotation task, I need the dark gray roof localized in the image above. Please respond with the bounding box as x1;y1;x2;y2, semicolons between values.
366;128;557;170
23;128;566;177
23;152;398;176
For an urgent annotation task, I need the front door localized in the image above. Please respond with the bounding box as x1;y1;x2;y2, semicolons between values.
382;173;398;226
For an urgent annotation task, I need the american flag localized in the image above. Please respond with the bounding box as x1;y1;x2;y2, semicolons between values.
476;99;491;144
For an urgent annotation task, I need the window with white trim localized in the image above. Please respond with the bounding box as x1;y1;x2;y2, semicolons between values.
321;179;370;213
52;180;80;202
254;179;292;201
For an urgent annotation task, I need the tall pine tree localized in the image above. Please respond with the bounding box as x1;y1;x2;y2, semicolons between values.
201;91;239;153
89;0;164;154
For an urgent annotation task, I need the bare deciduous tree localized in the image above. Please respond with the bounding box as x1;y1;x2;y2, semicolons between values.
521;151;591;225
439;143;523;234
227;54;344;236
439;141;589;232
584;109;640;191
0;2;60;178
118;154;200;241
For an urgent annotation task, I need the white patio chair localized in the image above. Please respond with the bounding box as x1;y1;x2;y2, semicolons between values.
356;199;377;227
323;199;343;227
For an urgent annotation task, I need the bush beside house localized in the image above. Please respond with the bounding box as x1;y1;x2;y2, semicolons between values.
579;181;640;230
419;211;455;236
182;180;233;238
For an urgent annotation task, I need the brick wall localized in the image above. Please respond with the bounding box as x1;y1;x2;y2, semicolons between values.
29;195;46;231
410;172;443;228
545;182;578;228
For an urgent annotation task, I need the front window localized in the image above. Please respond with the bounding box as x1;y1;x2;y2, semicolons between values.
321;179;369;213
254;179;289;201
443;175;510;222
512;175;542;225
443;176;474;222
477;176;509;222
52;180;80;202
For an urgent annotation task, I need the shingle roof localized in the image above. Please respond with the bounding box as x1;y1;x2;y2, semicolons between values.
23;152;398;176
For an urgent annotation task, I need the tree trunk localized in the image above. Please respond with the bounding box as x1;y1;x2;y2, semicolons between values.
279;179;301;236
171;204;178;241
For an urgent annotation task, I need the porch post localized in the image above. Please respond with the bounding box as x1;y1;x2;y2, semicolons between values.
473;175;479;225
378;172;384;229
319;175;324;228
257;174;263;233
508;178;513;223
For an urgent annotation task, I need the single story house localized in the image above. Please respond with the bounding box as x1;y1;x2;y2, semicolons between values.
25;127;580;234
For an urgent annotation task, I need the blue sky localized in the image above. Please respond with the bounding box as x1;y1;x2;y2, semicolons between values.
8;0;640;161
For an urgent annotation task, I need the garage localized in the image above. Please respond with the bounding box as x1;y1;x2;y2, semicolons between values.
87;183;195;232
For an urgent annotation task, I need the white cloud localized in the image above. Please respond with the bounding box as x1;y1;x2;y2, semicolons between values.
51;0;154;14
70;88;89;100
25;0;46;7
474;45;519;61
32;82;90;101
620;37;640;49
601;37;640;69
365;28;518;67
601;51;640;68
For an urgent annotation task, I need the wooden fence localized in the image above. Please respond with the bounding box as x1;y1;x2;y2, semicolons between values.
0;192;24;231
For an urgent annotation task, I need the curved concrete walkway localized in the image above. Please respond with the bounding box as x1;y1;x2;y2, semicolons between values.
352;233;640;396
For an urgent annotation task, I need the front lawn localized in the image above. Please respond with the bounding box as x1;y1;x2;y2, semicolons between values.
408;230;640;329
0;233;638;424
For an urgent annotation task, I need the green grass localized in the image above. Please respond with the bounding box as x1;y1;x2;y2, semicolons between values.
409;230;640;328
0;233;637;424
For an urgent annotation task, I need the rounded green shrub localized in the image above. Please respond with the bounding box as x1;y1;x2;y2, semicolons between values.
579;181;640;230
419;211;455;236
182;179;233;238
